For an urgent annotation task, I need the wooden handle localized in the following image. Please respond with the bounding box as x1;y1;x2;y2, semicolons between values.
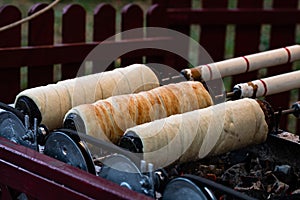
233;70;300;98
182;45;300;81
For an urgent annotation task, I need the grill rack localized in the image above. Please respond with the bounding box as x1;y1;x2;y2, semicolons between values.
1;69;300;199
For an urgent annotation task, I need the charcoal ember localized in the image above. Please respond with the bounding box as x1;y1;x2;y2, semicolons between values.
246;144;275;171
269;194;300;200
234;180;263;193
288;189;300;199
221;149;251;166
274;165;291;175
167;165;180;178
264;172;276;192
198;165;224;177
162;137;300;200
241;190;268;199
273;165;299;191
292;189;300;194
248;157;263;177
238;176;262;189
263;172;290;197
221;163;248;186
171;160;224;177
277;132;300;143
234;179;268;199
273;180;289;194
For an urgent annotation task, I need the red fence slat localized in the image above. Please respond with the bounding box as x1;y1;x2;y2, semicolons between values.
0;5;21;103
200;1;228;96
146;4;180;83
267;0;298;130
200;0;227;64
231;0;263;86
146;4;168;71
166;0;191;71
147;4;166;29
121;4;144;66
94;3;115;42
27;3;54;88
0;6;21;48
93;3;116;72
61;4;86;80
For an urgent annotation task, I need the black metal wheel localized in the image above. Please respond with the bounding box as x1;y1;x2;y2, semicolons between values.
43;130;96;174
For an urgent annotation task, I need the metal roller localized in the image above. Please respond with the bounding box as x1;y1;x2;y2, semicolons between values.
162;177;217;200
0;112;36;150
43;129;96;174
0;103;47;150
163;175;256;200
42;127;166;198
98;154;156;197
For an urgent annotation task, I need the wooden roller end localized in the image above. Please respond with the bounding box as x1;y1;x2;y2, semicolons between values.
256;99;275;133
181;67;203;82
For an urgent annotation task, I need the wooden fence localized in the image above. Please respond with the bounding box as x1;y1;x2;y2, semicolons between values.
0;0;300;132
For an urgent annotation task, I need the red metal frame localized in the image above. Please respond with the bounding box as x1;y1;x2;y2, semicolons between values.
0;137;153;200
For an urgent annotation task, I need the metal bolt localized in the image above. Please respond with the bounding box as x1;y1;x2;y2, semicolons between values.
24;115;29;131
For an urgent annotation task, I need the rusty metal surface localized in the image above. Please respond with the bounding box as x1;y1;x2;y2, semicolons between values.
0;137;153;200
